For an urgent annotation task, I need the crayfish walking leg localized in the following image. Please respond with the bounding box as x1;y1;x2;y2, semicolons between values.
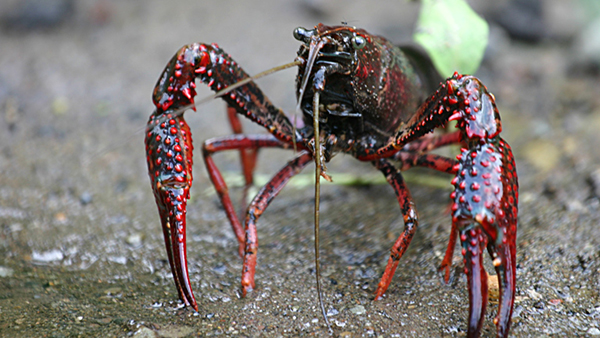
372;158;418;300
202;134;292;256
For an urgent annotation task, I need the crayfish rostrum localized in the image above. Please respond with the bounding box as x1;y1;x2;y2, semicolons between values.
145;23;518;337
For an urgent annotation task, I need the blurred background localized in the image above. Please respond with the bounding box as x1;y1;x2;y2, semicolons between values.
0;0;599;336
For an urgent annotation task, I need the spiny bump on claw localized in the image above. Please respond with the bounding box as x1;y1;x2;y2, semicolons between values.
448;110;462;121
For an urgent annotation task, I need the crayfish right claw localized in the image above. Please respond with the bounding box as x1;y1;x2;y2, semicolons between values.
146;105;197;311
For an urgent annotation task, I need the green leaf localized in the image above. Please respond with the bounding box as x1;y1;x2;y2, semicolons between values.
413;0;489;77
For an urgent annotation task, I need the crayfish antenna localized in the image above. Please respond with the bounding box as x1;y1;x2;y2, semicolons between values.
312;91;331;332
299;35;332;332
294;33;331;331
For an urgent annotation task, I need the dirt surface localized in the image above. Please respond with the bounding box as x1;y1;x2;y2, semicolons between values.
1;0;599;337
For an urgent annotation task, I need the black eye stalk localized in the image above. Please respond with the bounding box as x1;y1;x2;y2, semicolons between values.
294;26;366;51
293;27;313;43
351;35;366;50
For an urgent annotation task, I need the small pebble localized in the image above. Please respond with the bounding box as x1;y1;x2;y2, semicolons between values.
32;249;64;263
0;266;14;277
79;192;93;205
526;288;543;301
212;264;227;275
107;256;127;265
327;307;339;316
350;305;366;315
156;325;194;337
104;287;122;295
133;326;158;338
588;328;600;336
126;233;143;247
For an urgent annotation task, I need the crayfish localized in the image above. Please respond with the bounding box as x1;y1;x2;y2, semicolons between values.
145;23;518;337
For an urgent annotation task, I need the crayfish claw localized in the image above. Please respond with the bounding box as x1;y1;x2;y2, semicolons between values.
146;105;197;311
450;137;517;337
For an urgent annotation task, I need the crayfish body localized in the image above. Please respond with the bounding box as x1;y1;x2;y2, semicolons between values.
145;23;518;337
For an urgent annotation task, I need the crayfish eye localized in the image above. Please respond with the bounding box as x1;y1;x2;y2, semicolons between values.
351;35;366;50
293;27;310;43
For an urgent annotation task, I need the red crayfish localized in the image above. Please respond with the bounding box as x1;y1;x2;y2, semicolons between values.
145;23;518;337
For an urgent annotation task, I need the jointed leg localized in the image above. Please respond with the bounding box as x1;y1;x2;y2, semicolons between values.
393;134;462;278
202;134;290;256
401;130;463;153
227;106;259;210
392;130;461;173
241;151;313;295
394;152;458;174
372;158;419;300
439;221;459;282
393;145;461;282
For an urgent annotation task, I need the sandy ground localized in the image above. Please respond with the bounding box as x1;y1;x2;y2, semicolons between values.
0;0;599;337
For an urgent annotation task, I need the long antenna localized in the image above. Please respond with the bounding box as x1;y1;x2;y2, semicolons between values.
297;36;331;332
312;91;331;331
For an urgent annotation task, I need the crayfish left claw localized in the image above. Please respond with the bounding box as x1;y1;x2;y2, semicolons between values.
449;139;517;337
